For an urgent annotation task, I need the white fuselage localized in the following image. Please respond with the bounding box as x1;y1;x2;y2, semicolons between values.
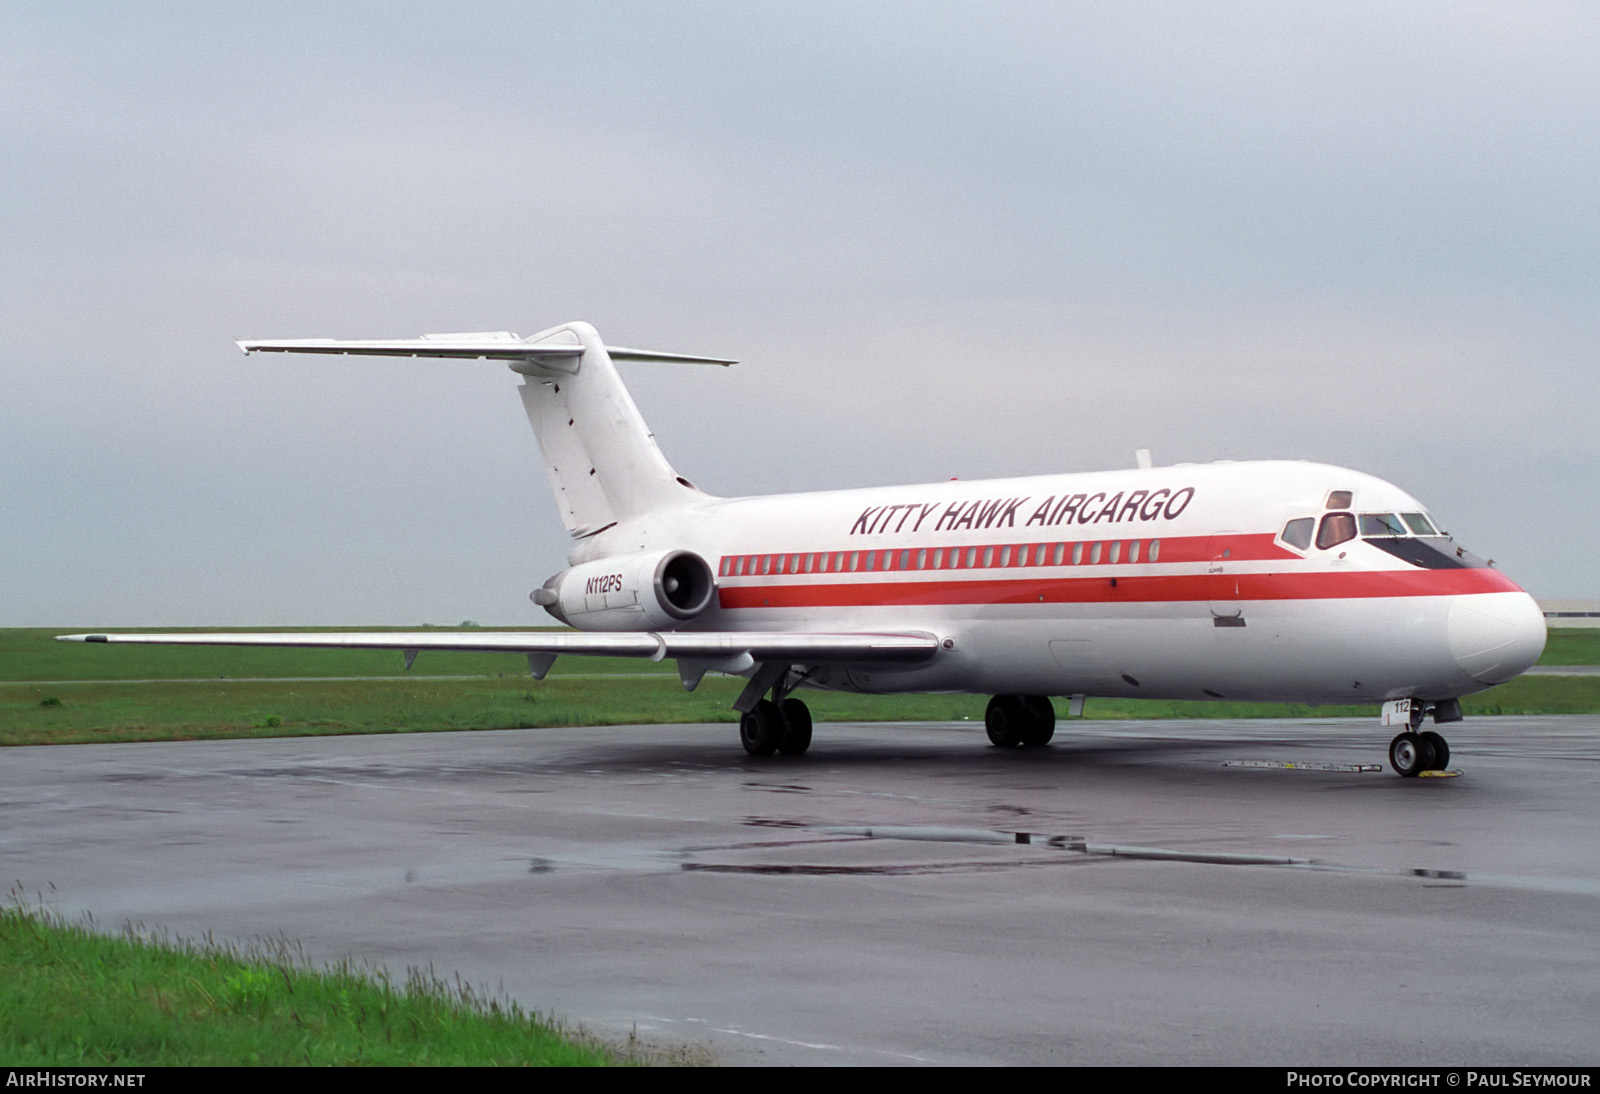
570;459;1545;704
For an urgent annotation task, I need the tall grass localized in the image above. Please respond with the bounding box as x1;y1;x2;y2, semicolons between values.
0;899;617;1066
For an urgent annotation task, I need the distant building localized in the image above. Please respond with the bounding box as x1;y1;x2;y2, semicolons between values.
1539;599;1600;628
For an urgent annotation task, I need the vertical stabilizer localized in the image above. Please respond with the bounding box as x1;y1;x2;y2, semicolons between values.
511;322;723;537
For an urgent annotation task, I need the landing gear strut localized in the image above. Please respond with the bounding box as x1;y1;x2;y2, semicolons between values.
985;694;1055;747
738;669;814;757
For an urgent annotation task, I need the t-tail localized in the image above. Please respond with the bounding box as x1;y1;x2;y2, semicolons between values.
238;321;735;538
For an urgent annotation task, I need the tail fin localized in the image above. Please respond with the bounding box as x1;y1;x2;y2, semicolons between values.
238;320;735;538
513;322;735;536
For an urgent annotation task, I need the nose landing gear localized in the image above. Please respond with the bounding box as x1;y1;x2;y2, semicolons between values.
1384;699;1458;776
1388;730;1451;776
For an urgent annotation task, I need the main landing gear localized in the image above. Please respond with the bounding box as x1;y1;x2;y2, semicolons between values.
1385;698;1461;777
740;697;813;757
737;664;815;757
985;695;1056;748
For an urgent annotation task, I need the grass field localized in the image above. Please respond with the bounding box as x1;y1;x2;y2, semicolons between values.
0;626;669;682
2;627;1596;747
1538;627;1600;664
0;901;619;1066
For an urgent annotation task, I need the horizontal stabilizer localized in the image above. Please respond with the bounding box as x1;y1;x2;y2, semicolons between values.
604;346;738;365
237;333;736;367
57;630;939;665
233;320;731;537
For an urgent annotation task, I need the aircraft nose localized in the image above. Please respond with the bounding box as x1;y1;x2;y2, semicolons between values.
1447;591;1546;685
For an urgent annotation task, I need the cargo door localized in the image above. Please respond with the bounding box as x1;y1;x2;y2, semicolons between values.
1207;533;1244;625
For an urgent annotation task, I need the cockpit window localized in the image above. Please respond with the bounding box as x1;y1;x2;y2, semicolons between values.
1280;517;1314;551
1326;490;1352;509
1359;512;1408;537
1401;512;1439;536
1317;512;1357;549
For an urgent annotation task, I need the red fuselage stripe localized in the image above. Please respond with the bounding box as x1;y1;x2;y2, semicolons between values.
716;567;1521;609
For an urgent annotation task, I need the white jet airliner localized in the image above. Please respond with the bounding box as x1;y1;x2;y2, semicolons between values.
61;321;1546;775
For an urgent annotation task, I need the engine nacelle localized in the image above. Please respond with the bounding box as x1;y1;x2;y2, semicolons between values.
534;550;717;630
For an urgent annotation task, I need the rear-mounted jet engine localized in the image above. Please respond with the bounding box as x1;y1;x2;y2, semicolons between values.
534;549;716;630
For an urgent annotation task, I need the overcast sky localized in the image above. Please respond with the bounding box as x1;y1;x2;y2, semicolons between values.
4;2;1596;626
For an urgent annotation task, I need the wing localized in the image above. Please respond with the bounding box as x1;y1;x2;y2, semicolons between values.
56;629;938;697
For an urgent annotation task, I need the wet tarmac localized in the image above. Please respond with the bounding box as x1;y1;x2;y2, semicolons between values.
5;716;1599;1065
